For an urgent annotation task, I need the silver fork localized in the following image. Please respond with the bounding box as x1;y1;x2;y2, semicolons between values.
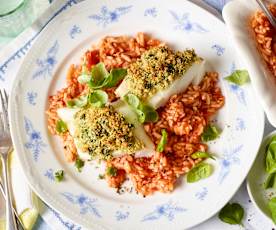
0;89;18;230
0;182;24;229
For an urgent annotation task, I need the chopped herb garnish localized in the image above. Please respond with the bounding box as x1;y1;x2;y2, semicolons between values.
103;68;127;88
106;166;118;177
75;158;85;172
55;119;68;133
88;90;108;108
191;151;215;160
124;93;140;109
98;174;105;179
265;136;276;174
218;202;244;225
201;124;221;142
157;129;168;152
89;62;109;88
77;74;91;84
78;62;127;89
137;104;159;123
54;170;64;182
264;173;276;189
187;163;212;183
268;197;276;224
66;95;88;108
224;70;250;86
123;93;159;123
263;136;276;190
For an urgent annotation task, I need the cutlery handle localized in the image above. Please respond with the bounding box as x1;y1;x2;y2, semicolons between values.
1;154;18;230
256;0;276;28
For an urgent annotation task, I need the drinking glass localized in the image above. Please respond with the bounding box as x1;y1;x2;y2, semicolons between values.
0;0;35;37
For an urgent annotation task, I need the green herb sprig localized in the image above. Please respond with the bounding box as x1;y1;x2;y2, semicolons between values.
88;90;108;108
54;170;64;182
261;136;276;224
224;70;250;86
263;136;276;189
106;166;118;177
66;90;108;109
268;197;276;224
75;158;85;172
264;173;276;189
66;95;88;109
56;120;68;133
218;203;244;225
187;163;212;183
124;93;159;123
265;136;276;174
201;124;221;142
191;151;215;160
78;62;127;89
157;129;168;152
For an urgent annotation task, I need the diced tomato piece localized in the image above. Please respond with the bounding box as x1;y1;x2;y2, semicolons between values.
85;50;100;70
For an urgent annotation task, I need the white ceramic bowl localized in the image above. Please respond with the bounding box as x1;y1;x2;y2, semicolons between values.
223;0;276;127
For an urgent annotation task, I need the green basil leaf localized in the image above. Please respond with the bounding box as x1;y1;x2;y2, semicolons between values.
157;129;168;152
224;70;250;86
106;166;118;177
137;104;159;123
87;62;108;89
54;170;64;182
123;93;158;123
264;173;276;189
91;62;108;83
201;124;221;142
66;95;88;108
124;93;140;109
103;68;127;88
270;136;276;143
82;62;126;90
55;120;68;133
75;158;85;172
88;90;108;108
269;197;276;224
187;163;212;183
78;74;91;84
88;79;106;89
218;203;244;225
136;109;146;123
191;151;215;160
265;140;276;174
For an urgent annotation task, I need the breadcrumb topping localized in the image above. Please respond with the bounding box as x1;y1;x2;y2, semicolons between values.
125;46;200;101
74;106;144;160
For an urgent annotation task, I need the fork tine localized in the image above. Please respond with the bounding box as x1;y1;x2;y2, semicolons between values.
3;89;9;131
0;111;3;134
0;89;8;132
4;90;8;107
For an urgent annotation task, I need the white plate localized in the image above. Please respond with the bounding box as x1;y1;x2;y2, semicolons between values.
222;0;276;127
9;0;265;229
247;130;276;225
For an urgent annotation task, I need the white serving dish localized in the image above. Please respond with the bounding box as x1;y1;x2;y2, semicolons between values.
223;0;276;127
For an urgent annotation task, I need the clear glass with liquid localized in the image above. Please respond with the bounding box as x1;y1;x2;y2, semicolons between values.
0;0;35;37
